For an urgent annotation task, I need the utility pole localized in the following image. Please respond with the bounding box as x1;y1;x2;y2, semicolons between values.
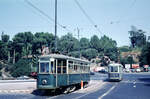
77;28;81;58
55;0;57;52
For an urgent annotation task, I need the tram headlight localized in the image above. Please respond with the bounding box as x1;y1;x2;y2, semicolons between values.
42;79;47;85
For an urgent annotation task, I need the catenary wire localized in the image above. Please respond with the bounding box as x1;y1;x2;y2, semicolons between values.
74;0;104;36
24;0;72;33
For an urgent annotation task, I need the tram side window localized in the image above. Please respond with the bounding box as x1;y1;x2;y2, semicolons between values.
119;66;122;72
80;65;83;73
68;61;73;73
80;63;83;72
77;62;80;72
51;61;56;73
57;59;67;74
63;60;67;73
74;65;77;71
40;62;49;73
57;60;61;73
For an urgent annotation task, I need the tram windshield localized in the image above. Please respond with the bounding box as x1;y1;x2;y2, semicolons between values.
110;66;118;72
40;62;49;73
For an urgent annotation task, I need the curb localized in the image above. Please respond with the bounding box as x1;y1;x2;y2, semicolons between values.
0;89;34;94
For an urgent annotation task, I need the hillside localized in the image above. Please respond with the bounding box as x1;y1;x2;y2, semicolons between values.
120;47;141;63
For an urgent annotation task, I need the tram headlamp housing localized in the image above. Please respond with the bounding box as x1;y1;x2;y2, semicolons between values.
42;79;47;85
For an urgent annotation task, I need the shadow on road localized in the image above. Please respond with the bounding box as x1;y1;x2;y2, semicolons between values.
31;89;64;96
138;78;150;82
103;79;121;82
138;78;150;87
31;86;81;96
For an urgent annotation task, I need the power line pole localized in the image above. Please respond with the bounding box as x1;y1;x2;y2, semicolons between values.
77;27;81;58
55;0;57;52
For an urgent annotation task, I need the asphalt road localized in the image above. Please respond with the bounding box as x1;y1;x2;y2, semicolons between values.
0;73;150;99
78;73;150;99
102;73;150;99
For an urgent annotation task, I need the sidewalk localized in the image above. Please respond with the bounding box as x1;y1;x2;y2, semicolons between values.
0;81;36;93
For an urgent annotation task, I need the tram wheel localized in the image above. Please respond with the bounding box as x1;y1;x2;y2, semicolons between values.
63;87;70;94
69;86;76;92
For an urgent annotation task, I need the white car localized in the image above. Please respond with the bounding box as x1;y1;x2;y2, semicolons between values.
136;68;141;72
17;76;30;80
125;69;130;73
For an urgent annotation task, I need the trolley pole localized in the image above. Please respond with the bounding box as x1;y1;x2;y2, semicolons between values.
55;0;57;52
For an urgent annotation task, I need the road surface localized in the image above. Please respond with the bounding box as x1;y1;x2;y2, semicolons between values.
0;73;150;99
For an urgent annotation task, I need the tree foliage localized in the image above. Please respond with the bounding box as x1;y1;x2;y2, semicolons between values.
80;38;90;50
99;35;118;62
81;48;98;60
58;33;79;54
129;26;146;48
90;35;101;51
118;46;131;52
139;42;150;66
0;31;121;76
10;59;31;77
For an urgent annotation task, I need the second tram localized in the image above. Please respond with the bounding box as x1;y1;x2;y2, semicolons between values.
108;63;123;81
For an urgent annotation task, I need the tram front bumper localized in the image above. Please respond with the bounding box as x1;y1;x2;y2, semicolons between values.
37;85;56;89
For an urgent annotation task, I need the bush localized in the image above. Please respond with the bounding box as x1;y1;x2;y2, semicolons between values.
119;46;131;52
0;64;2;70
11;59;31;77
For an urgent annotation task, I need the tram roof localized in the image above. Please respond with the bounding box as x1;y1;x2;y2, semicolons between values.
39;54;89;63
108;63;123;67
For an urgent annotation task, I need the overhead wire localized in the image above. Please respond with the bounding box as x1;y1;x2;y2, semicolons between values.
74;0;104;36
24;0;72;33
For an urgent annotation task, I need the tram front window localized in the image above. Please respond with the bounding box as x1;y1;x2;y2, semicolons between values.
40;62;49;73
110;66;118;72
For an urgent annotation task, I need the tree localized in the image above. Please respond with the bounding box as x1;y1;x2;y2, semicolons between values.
58;33;79;54
1;34;9;43
80;38;90;50
0;33;10;61
99;35;118;62
129;26;146;48
12;32;34;62
90;35;101;51
32;32;55;54
81;48;98;60
139;42;150;66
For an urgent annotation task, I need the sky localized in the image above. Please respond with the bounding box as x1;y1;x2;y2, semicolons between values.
0;0;150;47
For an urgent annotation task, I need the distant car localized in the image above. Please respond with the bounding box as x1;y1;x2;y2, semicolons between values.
125;69;130;73
98;69;107;74
90;71;95;75
131;69;136;73
17;76;30;80
136;68;141;72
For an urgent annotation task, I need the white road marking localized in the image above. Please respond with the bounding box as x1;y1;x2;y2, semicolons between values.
121;80;145;84
133;85;136;88
98;83;117;99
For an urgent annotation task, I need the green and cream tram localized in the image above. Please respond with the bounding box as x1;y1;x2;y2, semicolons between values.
37;54;90;92
108;63;123;81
